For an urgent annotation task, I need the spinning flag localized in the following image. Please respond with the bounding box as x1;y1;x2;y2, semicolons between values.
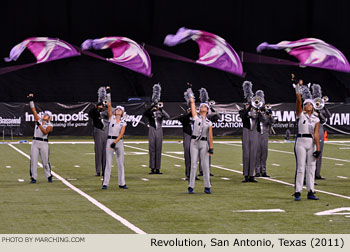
5;37;79;63
81;37;151;76
164;27;243;76
1;37;80;74
257;38;350;72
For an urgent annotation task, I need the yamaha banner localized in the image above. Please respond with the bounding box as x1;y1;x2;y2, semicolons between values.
0;102;350;137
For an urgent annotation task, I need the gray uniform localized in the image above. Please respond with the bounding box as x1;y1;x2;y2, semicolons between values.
189;115;212;189
90;109;109;175
103;116;127;187
315;108;331;177
255;112;275;175
240;107;259;177
294;112;320;193
144;108;170;171
30;119;53;180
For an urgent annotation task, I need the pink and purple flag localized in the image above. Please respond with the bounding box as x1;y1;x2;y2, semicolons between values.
164;27;243;76
257;38;350;72
4;37;80;63
81;37;151;77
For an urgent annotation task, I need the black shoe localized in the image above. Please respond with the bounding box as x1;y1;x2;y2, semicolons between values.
249;177;258;183
242;176;249;183
314;182;318;185
315;175;326;180
204;187;211;194
195;176;200;180
149;169;156;174
185;177;189;181
307;191;319;200
262;173;270;178
255;173;261;177
198;172;203;176
188;187;194;194
210;173;214;176
119;185;128;189
293;192;301;201
155;169;163;174
48;176;53;183
102;185;108;190
95;173;100;176
30;178;36;184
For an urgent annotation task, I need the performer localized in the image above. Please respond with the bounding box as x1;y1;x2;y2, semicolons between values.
312;84;331;180
198;99;219;177
186;88;213;194
88;87;109;176
239;81;259;183
102;87;128;190
255;91;275;178
143;84;170;174
293;81;321;201
27;93;53;184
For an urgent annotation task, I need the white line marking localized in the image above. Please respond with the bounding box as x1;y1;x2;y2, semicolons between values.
315;207;350;216
124;144;350;200
141;178;149;181
337;176;348;179
8;144;146;234
233;209;285;213
220;142;350;163
339;147;350;150
174;164;181;167
18;179;24;182
221;177;230;180
74;165;80;168
67;178;77;181
141;165;147;167
125;152;148;155
5;165;11;168
335;163;344;166
167;152;184;155
272;163;280;166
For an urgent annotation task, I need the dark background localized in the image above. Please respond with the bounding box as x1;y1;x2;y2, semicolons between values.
0;0;349;103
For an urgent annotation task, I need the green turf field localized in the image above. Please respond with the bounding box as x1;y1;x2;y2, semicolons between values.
0;139;349;234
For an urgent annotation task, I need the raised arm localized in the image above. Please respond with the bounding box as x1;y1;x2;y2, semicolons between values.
106;86;112;119
295;84;303;117
28;93;40;121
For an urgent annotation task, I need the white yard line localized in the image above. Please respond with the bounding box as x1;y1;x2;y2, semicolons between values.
220;142;350;163
8;144;146;234
124;144;350;200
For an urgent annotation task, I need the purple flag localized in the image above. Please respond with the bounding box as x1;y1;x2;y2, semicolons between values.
257;38;350;72
81;37;151;77
164;27;243;76
4;37;80;63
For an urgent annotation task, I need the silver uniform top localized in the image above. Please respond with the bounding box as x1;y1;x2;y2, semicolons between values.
297;112;320;135
192;115;212;138
259;112;275;135
34;119;53;139
108;116;127;137
248;110;258;131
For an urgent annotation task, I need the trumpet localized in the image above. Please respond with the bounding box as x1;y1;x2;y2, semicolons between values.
209;100;216;106
251;95;265;109
265;104;271;110
157;102;164;108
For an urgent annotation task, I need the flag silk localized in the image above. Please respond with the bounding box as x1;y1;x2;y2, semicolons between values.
81;37;151;77
164;27;243;76
257;38;350;72
4;37;80;63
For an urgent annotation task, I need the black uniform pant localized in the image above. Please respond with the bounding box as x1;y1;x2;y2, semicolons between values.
148;126;163;170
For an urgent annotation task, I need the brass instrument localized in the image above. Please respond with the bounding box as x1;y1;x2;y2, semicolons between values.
209;100;216;106
157;102;164;108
